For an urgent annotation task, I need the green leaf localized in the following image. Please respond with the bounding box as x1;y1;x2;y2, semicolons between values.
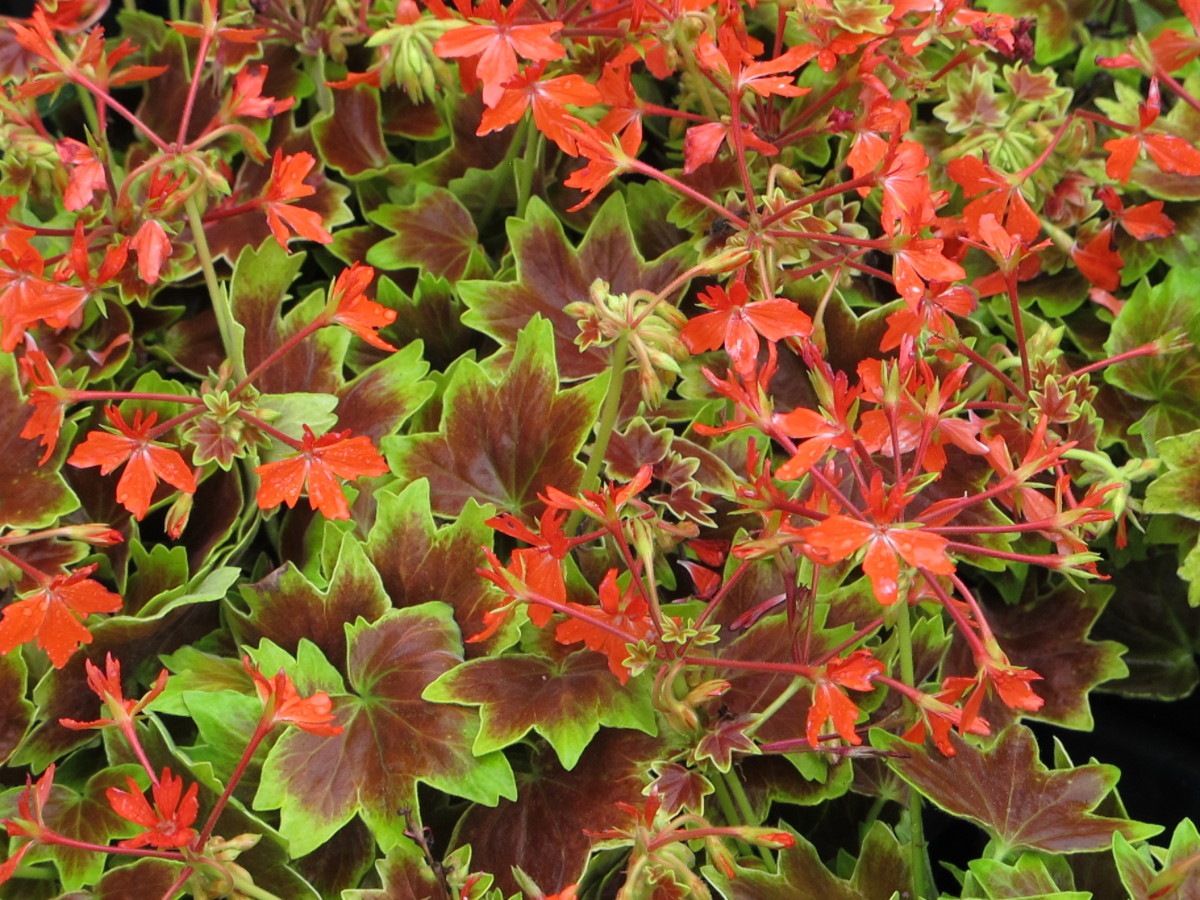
1145;429;1200;521
458;194;689;380
1104;270;1200;445
0;352;79;528
706;820;911;899
383;317;605;520
0;765;145;891
364;479;509;655
877;725;1161;856
254;605;516;857
968;852;1089;899
233;533;391;673
1114;819;1200;900
423;644;656;769
0;652;32;765
368;186;489;282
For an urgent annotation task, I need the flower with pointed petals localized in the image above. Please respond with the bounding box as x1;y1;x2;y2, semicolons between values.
106;768;199;850
18;348;71;465
433;0;565;108
0;565;122;668
68;407;197;520
262;150;333;249
255;425;389;520
321;263;397;350
243;658;343;736
60;653;169;731
681;281;812;378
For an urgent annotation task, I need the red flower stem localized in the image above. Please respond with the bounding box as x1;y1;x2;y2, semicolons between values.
147;407;207;442
776;74;854;137
949;574;999;648
682;655;816;678
684;559;751;649
67;391;205;406
965;400;1024;412
640;102;711;123
780;252;867;282
1004;277;1032;395
0;546;52;586
764;229;885;249
159;868;192;900
1076;108;1132;132
1015;114;1078;182
39;830;185;860
201;199;261;222
626;159;750;229
559;26;629;38
948;338;1026;400
919;573;988;659
233;408;305;449
194;717;273;849
1155;68;1200;117
231;318;326;398
759;174;874;228
119;721;162;788
841;258;894;282
68;72;173;154
1071;340;1165;379
812;617;885;666
943;540;1085;569
176;26;215;148
727;91;760;214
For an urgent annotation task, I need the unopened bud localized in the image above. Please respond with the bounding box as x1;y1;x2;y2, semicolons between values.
165;492;194;540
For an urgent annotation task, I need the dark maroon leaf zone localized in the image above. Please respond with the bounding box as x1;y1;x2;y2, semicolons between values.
364;481;501;658
233;536;390;675
386;318;604;520
368;188;484;282
0;352;77;529
313;86;392;177
946;579;1126;730
424;645;655;766
0;654;32;765
256;606;514;857
878;726;1158;854
453;729;661;896
459;195;688;380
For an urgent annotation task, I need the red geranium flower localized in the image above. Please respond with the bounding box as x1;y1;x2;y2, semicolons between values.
255;425;389;520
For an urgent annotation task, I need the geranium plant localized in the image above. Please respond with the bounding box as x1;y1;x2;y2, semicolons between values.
2;0;1200;897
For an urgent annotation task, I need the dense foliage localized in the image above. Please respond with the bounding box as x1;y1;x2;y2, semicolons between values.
2;0;1200;897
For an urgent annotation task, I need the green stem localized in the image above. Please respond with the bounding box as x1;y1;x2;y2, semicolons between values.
897;600;935;899
721;770;773;868
566;332;629;535
184;193;244;380
709;770;754;859
515;119;540;217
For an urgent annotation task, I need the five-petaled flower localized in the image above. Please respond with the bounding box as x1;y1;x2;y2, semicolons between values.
319;263;397;351
0;565;123;668
681;281;813;378
68;406;198;520
262;150;334;249
106;768;199;850
243;657;343;736
255;425;389;520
